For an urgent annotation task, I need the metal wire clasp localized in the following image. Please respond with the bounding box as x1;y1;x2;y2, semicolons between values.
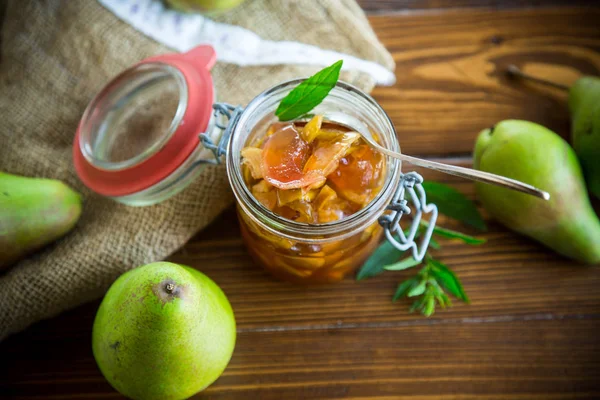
378;172;438;262
198;103;244;164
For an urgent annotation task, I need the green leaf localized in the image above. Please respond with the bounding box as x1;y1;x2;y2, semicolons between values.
424;223;486;245
275;60;343;121
428;258;470;303
407;280;427;297
392;278;418;302
384;257;421;271
437;293;452;308
356;236;405;280
422;181;487;231
423;295;436;317
409;297;425;313
429;236;441;250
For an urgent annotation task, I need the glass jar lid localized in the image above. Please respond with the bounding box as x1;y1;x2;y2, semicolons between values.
73;46;217;197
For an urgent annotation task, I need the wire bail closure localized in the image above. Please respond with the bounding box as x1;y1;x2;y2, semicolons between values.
378;172;438;262
199;103;244;164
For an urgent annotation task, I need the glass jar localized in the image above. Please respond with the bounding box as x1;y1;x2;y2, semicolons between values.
74;45;437;284
226;81;402;283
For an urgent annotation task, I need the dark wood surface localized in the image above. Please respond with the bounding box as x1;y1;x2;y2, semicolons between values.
357;0;597;12
2;4;600;400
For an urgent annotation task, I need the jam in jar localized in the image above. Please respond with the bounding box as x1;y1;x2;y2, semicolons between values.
227;81;402;283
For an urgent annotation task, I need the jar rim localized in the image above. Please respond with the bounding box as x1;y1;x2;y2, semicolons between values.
79;62;188;171
226;79;401;243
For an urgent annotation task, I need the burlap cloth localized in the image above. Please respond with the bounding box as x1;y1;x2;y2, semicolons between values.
0;0;394;340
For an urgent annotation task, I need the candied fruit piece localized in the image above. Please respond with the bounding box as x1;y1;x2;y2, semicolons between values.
287;200;314;223
299;115;323;144
303;132;360;176
313;185;344;223
278;263;315;278
301;176;327;192
284;255;325;270
314;185;337;210
313;127;347;141
253;190;277;210
328;144;384;206
316;208;344;223
252;180;276;209
241;147;264;179
275;205;299;220
316;198;358;223
274;200;314;223
266;122;288;137
329;144;383;189
242;163;254;185
261;125;325;190
252;179;272;193
277;188;317;206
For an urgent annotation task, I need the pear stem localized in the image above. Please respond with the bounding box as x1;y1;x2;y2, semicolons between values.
507;65;570;91
165;283;175;294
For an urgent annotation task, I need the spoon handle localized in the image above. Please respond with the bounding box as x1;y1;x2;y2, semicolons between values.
374;145;551;200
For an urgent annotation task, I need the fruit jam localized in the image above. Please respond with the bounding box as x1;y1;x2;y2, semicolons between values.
238;115;386;283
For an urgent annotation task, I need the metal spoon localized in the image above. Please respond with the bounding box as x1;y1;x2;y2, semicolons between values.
322;112;551;201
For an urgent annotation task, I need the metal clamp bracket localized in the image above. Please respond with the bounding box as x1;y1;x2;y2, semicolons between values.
198;103;244;164
378;172;438;262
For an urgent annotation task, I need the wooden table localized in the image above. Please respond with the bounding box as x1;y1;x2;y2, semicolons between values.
2;1;600;399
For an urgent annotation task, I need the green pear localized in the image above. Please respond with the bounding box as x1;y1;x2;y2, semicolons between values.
507;65;600;199
0;172;82;270
93;262;236;400
474;120;600;264
569;76;600;199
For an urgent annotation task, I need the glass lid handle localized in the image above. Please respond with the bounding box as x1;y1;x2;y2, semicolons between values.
378;172;439;262
198;103;244;164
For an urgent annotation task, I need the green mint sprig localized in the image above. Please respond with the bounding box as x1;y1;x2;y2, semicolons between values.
392;257;469;316
275;60;343;121
357;182;486;317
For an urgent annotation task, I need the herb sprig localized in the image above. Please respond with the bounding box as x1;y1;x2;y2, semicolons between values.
357;183;487;317
275;60;343;121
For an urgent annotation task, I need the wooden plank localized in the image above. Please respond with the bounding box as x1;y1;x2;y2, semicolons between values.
358;0;597;13
368;7;600;157
2;318;599;399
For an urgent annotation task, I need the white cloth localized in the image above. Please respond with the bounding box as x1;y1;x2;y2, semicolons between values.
98;0;396;86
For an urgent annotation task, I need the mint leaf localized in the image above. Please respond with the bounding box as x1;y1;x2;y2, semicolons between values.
275;60;343;121
423;294;435;317
428;258;470;303
422;181;487;231
356;235;404;280
384;257;421;271
435;293;451;308
407;280;427;297
423;223;486;245
428;235;441;250
393;278;418;302
409;297;425;313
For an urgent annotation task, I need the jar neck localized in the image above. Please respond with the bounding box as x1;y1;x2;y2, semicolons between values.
226;80;401;243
